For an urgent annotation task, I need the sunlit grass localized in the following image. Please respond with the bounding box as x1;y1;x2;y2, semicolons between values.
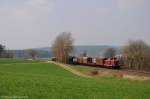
0;59;150;99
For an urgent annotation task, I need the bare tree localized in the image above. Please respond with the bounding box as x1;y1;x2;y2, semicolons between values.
28;49;37;59
123;40;150;71
51;32;74;63
103;48;116;58
0;44;5;57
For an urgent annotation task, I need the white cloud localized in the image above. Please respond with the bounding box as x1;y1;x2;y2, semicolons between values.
27;0;50;7
115;0;144;10
26;0;53;12
0;0;54;18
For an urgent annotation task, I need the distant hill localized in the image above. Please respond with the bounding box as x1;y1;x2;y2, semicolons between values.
73;45;121;57
32;47;50;51
11;45;121;58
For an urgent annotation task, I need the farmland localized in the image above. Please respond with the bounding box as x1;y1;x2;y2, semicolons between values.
0;59;150;99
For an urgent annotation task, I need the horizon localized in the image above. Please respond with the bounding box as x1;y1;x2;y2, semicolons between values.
0;0;150;49
7;44;122;50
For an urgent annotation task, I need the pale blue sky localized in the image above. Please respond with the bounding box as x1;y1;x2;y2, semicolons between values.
0;0;150;49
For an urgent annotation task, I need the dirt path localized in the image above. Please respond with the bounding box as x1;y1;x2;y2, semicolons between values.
49;61;91;78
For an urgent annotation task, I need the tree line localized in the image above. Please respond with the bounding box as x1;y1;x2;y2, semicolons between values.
0;44;13;58
51;32;150;71
0;45;38;59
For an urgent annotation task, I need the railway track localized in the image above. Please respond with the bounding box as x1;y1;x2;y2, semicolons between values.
122;69;150;77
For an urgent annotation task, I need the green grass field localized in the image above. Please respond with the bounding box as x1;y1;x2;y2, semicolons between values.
0;59;150;99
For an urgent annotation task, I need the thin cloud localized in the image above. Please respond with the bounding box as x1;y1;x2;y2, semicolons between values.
0;0;54;18
115;0;144;10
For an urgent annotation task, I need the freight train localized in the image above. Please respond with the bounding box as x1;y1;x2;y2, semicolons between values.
69;56;120;69
52;56;120;69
